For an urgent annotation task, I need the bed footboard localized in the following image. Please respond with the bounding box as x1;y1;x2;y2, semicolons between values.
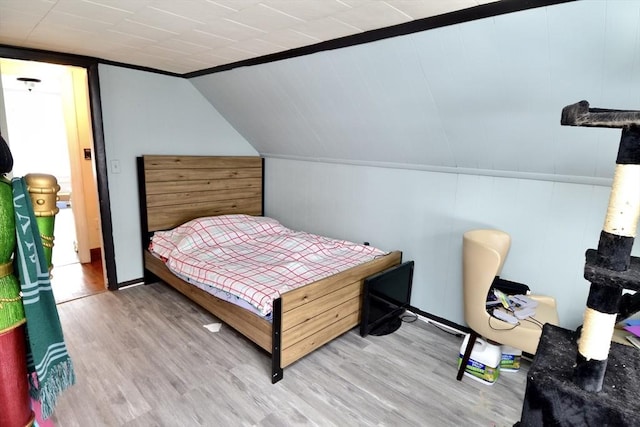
272;250;402;382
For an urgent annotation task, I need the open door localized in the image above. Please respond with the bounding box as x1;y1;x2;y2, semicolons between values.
0;59;103;271
0;47;117;291
60;66;102;266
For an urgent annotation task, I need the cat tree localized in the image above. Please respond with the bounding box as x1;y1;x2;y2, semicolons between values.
519;101;640;426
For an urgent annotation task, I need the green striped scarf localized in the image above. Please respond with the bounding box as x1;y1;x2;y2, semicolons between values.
13;177;75;419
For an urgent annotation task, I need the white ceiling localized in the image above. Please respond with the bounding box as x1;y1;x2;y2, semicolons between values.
0;0;498;75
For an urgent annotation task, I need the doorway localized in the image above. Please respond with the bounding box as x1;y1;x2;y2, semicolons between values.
0;58;106;303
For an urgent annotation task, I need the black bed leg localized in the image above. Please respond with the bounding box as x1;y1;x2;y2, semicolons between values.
143;269;159;285
271;298;283;383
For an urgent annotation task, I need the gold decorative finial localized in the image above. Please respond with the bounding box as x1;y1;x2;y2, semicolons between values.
24;173;60;217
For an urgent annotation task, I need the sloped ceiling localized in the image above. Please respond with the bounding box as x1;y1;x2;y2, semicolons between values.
191;0;639;184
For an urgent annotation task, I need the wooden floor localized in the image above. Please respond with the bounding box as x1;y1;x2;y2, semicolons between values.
49;282;529;426
51;259;106;304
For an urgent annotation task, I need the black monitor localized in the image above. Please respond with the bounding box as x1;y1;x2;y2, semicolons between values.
360;260;414;337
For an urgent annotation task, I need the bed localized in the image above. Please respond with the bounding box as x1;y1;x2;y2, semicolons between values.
136;155;403;383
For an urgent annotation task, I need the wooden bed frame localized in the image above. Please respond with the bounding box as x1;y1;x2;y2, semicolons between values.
137;155;402;383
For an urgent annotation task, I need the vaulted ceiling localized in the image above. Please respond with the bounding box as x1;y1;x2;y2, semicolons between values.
190;0;640;184
0;0;499;75
2;1;635;185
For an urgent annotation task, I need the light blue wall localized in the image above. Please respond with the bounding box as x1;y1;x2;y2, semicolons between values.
94;1;640;328
189;1;640;328
264;158;626;328
98;64;258;283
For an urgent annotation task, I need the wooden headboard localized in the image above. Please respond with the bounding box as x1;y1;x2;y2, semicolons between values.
137;155;264;245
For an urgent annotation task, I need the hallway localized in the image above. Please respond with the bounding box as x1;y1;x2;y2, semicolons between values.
50;205;105;304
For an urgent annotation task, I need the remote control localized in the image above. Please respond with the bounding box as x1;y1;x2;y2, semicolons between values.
493;309;518;324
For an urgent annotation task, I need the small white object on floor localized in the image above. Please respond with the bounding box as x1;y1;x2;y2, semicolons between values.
204;323;222;333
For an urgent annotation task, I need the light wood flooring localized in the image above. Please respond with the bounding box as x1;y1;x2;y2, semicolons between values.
51;259;106;304
49;282;529;426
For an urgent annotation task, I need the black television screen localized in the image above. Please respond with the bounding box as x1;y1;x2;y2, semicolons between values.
360;260;414;337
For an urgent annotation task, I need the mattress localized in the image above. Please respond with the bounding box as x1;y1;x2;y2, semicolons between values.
150;214;387;316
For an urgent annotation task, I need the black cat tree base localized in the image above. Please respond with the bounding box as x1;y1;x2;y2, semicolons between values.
519;324;640;426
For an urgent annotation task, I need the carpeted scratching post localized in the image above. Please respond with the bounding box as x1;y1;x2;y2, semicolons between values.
562;101;640;392
518;101;640;426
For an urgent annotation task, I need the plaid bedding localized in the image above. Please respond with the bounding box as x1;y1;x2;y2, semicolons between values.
150;215;387;316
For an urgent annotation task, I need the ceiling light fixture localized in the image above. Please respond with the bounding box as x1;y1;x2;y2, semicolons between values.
16;77;41;92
